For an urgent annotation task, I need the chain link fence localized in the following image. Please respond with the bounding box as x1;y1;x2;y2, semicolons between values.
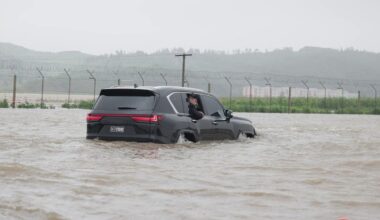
0;67;379;113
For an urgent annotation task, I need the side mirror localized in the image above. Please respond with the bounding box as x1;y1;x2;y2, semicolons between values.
224;109;233;119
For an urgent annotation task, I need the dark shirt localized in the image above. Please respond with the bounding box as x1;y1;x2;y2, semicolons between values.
188;103;204;120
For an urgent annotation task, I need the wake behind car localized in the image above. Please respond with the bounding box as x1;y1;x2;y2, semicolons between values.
86;86;256;144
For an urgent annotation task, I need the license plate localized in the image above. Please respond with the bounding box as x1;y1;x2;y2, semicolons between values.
110;126;125;133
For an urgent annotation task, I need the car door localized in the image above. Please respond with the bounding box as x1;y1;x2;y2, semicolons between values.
200;95;234;140
182;93;216;140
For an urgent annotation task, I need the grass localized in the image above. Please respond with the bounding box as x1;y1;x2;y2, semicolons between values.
3;97;379;115
17;102;52;109
220;97;380;115
62;100;94;109
0;99;55;109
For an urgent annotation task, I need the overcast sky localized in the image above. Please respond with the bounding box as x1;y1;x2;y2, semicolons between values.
1;0;379;54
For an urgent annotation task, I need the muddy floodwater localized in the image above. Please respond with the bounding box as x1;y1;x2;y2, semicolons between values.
0;109;379;220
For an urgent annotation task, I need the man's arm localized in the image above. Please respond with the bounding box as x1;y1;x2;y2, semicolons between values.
189;105;204;120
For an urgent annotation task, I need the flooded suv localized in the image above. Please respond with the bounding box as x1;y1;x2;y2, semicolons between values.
86;86;256;143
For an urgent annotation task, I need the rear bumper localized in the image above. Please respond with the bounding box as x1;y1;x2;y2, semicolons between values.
86;122;173;144
86;133;171;144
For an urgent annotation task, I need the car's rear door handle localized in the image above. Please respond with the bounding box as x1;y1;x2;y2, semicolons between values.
212;121;218;125
191;119;197;123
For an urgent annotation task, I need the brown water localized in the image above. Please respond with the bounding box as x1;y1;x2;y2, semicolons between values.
0;109;379;220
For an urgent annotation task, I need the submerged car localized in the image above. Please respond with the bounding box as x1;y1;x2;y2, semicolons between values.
86;86;256;143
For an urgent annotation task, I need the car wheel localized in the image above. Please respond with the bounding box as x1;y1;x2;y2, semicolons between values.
176;132;197;144
237;131;249;140
176;133;187;144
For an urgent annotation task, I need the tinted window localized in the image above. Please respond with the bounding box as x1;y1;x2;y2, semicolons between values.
169;93;185;113
94;89;156;111
201;95;225;118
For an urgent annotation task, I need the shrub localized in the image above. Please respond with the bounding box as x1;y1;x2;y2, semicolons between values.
17;102;48;109
0;99;9;108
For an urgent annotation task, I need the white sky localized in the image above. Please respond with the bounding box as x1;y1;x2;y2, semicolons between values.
1;0;379;54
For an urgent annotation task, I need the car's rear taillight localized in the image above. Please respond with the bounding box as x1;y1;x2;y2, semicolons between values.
131;115;163;123
86;113;162;123
87;114;103;122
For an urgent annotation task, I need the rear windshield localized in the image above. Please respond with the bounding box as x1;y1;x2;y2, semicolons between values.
93;89;156;111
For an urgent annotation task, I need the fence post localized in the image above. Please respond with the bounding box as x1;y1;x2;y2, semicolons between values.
319;81;327;110
87;70;96;103
138;72;144;86
12;74;16;108
113;70;120;86
160;73;168;86
337;82;344;113
370;84;377;111
301;80;309;107
353;82;360;109
288;86;292;113
264;77;272;112
184;79;190;87
224;77;232;109
64;68;71;105
204;77;211;93
244;77;252;112
36;67;44;108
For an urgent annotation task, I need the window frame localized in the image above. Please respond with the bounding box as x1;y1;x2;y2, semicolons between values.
167;92;185;113
167;92;225;116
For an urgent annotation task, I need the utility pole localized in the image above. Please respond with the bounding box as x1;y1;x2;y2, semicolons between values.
12;74;16;108
319;81;327;110
244;77;253;112
36;67;44;108
137;72;144;86
370;84;377;111
64;68;71;105
301;80;309;107
87;70;96;103
224;76;232;109
160;73;168;86
175;53;192;87
264;77;272;112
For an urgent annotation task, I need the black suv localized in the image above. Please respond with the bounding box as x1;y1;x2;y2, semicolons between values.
86;86;256;143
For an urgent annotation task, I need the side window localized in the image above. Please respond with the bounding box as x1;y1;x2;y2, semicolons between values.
201;95;225;118
169;93;185;113
183;93;205;114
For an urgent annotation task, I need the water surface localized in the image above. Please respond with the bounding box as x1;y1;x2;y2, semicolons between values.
0;109;379;220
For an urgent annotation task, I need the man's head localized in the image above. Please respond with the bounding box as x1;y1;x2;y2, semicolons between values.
188;94;198;105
